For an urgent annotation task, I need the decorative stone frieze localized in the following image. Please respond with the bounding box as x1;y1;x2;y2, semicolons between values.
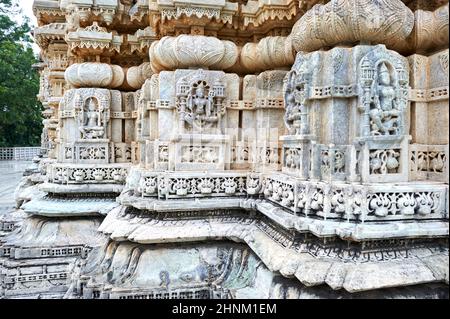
2;0;448;299
47;163;129;184
410;144;449;183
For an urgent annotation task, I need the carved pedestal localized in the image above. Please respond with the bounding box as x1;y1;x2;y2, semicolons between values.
170;134;230;171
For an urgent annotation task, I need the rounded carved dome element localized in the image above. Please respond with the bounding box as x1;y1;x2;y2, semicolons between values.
291;0;415;53
240;36;295;72
110;65;126;88
126;63;154;90
65;63;125;88
409;3;449;54
149;35;239;72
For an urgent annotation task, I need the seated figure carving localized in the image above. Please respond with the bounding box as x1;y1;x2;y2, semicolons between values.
79;98;105;139
369;63;400;136
186;82;218;131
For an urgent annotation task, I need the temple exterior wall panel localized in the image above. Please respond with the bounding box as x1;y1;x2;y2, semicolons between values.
0;0;448;299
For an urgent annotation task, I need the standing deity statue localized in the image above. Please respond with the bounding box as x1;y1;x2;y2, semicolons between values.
284;73;309;135
369;63;400;135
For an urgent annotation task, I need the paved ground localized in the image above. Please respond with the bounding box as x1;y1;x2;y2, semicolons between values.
0;161;30;215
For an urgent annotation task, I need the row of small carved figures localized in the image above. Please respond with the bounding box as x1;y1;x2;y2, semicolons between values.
51;167;128;183
135;173;446;219
264;178;444;219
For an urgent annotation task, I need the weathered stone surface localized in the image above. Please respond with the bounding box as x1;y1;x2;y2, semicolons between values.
0;0;448;299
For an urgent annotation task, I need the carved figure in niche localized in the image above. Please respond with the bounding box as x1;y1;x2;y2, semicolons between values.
284;68;309;135
78;97;105;139
369;63;400;135
66;5;80;32
186;82;218;130
177;76;225;133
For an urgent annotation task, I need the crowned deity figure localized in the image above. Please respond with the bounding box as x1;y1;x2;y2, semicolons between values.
369;63;400;136
79;98;105;139
186;82;218;131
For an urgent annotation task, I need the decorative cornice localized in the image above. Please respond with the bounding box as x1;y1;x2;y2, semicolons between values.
127;26;159;55
66;22;123;53
241;0;298;28
34;23;68;49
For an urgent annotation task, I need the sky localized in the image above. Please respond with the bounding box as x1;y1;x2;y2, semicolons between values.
18;0;36;25
16;0;40;54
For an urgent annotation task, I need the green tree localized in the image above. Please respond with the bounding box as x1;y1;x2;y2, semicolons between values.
0;0;42;147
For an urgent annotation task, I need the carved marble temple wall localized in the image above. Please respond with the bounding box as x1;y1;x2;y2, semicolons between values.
0;0;448;299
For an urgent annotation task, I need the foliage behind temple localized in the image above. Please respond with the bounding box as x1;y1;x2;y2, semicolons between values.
0;0;42;147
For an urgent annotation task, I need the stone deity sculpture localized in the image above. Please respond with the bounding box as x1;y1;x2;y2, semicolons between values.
369;63;400;136
79;98;105;139
186;83;218;130
285;75;309;135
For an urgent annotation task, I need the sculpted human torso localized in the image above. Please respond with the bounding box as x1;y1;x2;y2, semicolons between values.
378;84;396;111
193;95;208;115
85;102;99;127
190;85;211;117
